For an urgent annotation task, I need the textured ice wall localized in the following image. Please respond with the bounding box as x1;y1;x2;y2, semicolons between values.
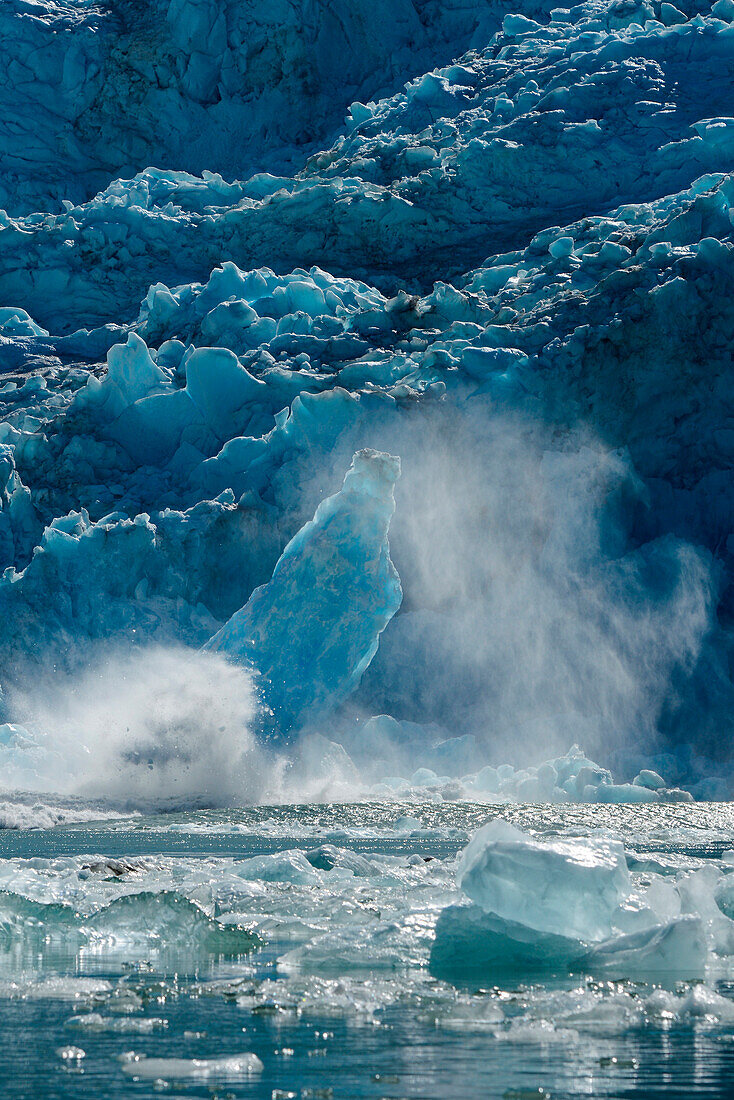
0;0;733;791
0;0;515;214
3;0;733;330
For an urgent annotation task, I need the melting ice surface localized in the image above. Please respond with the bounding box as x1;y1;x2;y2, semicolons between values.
2;0;734;1094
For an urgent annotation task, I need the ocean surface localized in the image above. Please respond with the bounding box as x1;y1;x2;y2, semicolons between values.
1;801;733;1099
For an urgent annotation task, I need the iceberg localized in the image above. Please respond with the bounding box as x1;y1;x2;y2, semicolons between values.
457;819;632;943
431;820;730;980
586;917;709;978
430;903;588;979
206;449;402;734
121;1053;263;1080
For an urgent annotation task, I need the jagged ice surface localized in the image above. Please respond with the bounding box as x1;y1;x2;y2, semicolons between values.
0;0;733;798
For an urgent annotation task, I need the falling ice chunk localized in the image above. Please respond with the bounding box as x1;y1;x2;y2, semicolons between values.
206;449;402;734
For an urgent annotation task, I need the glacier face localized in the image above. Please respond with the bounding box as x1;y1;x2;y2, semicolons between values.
0;0;505;215
2;0;734;330
0;0;733;794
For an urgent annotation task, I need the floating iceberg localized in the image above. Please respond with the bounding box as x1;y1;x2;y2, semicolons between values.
357;741;696;805
457;819;631;942
586;916;708;978
429;902;589;977
121;1053;263;1080
431;820;731;980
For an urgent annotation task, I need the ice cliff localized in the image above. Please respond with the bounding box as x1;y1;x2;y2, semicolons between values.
0;0;733;794
0;0;510;214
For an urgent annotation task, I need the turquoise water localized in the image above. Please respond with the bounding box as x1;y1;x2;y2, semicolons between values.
1;802;733;1099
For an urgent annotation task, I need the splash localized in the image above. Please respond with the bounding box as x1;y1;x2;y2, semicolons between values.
7;646;279;808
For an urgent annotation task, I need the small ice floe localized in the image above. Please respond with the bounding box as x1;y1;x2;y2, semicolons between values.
56;1046;85;1063
66;1013;168;1033
120;1052;264;1079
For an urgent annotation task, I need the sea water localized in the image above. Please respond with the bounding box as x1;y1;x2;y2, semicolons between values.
1;801;733;1099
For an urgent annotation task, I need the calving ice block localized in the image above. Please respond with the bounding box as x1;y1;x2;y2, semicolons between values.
206;449;402;733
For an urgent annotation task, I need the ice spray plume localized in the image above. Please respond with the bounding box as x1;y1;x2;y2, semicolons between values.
2;448;405;807
6;646;280;808
333;404;721;778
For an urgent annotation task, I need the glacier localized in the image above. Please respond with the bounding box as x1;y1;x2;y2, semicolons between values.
5;2;734;1096
0;0;733;796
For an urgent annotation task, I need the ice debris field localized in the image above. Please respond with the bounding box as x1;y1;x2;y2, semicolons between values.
2;0;734;1095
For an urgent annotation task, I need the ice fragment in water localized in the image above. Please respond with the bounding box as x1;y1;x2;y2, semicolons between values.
121;1052;264;1079
587;917;708;978
633;770;666;790
457;819;631;942
430;903;587;979
56;1046;85;1062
